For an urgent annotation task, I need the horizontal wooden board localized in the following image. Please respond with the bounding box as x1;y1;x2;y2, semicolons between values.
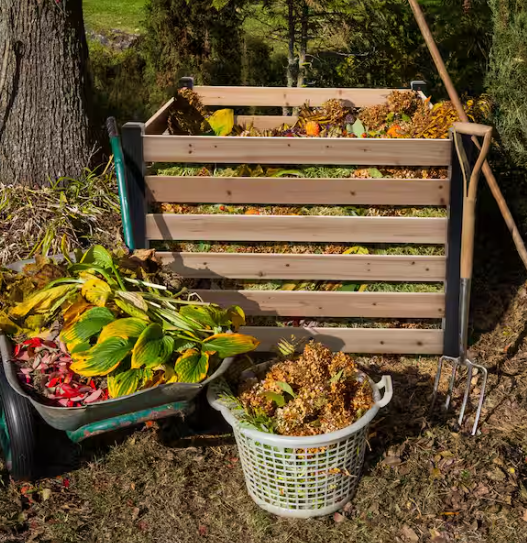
145;98;174;135
193;290;444;318
145;214;448;244
143;135;452;166
146;176;450;206
241;326;444;354
194;86;406;107
235;115;298;130
158;252;447;281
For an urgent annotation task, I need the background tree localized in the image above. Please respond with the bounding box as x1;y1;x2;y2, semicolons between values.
143;0;245;101
0;0;95;185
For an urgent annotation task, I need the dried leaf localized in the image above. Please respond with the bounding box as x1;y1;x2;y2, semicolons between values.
400;525;419;543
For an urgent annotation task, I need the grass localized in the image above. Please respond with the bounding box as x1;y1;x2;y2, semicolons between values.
83;0;147;33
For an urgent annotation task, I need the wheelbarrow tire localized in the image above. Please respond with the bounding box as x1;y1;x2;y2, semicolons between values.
0;364;37;481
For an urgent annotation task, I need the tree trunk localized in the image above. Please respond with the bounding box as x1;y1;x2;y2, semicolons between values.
0;0;95;186
284;0;297;115
297;1;309;88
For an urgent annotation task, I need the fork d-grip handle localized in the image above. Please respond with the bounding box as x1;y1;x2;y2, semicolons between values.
453;122;494;280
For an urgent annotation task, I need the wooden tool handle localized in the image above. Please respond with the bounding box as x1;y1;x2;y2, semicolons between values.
452;122;493;138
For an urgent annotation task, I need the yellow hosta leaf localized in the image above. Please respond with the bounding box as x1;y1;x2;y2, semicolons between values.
0;313;21;335
63;297;94;328
342;246;369;255
9;284;77;319
208;109;234;136
116;291;148;312
358;284;368;292
175;349;209;383
227;305;245;331
202;333;260;358
70;337;134;377
97;318;148;344
131;323;175;369
107;368;142;399
280;283;298;291
81;278;112;307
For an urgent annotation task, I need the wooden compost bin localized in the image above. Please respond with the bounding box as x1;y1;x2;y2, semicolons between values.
122;86;470;358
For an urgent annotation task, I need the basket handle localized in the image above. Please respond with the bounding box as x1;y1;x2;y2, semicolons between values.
374;375;393;408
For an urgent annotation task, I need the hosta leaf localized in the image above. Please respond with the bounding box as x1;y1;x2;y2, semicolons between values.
179;305;231;329
227;305;245;331
131;323;175;369
342;246;369;255
61;307;115;348
116;291;148;312
107;368;142;398
10;284;77;319
173;338;197;352
208;109;234;136
174;349;209;383
352;119;366;138
81;245;114;269
70;337;134;377
97;318;149;344
0;313;21;334
68;264;114;283
63;297;94;327
151;307;201;333
81;278;112;307
202;333;259;358
114;298;150;321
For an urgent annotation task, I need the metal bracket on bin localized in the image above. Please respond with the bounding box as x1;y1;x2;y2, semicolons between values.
179;77;194;90
411;80;428;96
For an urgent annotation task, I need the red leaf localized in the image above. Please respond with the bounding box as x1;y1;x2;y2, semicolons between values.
198;525;208;537
63;478;70;489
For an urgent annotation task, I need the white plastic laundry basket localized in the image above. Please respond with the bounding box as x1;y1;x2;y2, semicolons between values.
207;373;392;518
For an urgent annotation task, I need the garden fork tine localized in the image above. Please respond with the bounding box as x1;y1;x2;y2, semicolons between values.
431;122;493;435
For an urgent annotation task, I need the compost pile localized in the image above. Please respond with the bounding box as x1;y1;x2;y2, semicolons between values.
0;246;259;407
166;88;491;140
237;341;373;436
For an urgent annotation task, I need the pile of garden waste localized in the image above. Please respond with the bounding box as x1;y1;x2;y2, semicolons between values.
167;87;490;140
0;246;259;407
224;339;373;436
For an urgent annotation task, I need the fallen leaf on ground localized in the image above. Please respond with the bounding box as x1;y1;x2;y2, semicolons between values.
400;525;419;542
40;488;52;501
199;525;208;536
522;509;527;522
334;512;345;523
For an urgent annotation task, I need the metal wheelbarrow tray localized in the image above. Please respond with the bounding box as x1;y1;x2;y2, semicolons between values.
0;334;233;433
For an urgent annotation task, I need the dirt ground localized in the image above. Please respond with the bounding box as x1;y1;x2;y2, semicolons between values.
2;227;527;542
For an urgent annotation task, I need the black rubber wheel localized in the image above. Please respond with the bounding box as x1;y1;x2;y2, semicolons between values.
0;363;37;481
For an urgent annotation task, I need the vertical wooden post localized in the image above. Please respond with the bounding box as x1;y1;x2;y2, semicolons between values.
121;122;146;249
443;131;474;357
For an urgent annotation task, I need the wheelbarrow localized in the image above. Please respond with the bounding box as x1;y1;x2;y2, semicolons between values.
0;119;233;480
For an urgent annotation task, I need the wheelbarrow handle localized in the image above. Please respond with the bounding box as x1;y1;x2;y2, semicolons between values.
452;121;493;138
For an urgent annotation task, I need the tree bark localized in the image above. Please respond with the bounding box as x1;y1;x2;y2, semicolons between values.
297;1;309;88
0;0;95;186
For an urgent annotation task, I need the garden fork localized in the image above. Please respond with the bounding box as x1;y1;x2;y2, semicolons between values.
431;122;494;435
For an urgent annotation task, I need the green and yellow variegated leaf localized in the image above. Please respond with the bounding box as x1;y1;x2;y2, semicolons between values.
25;315;46;330
114;298;150;321
151;308;201;334
107;368;142;399
63;297;94;328
163;363;178;384
81;245;114;269
0;313;21;335
9;284;77;319
60;306;115;349
227;305;245;331
81;278;112;307
208;109;234;136
202;333;259;358
131;323;175;369
70;337;134;377
116;291;148;312
175;349;209;383
180;305;221;329
97;318;149;344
